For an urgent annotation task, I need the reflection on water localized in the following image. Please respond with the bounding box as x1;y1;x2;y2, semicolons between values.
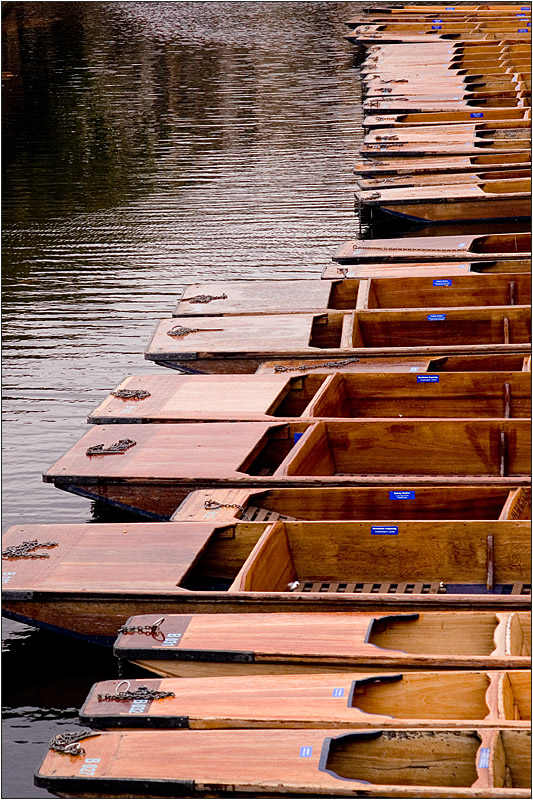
2;2;365;796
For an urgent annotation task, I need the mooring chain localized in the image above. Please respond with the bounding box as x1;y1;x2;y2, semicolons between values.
2;540;58;560
97;680;175;703
86;438;136;456
49;729;97;757
365;192;381;199
118;617;165;637
273;358;360;373
204;499;250;520
374;135;399;141
185;293;228;304
111;389;151;400
167;325;200;338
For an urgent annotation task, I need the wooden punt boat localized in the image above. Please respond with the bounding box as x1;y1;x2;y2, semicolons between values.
352;153;532;175
364;78;528;97
360;138;531;158
356;170;531;189
349;17;532;28
258;353;531;375
347;31;532;45
355;179;531;223
43;419;531;517
363;98;531;113
333;232;531;263
4;519;529;641
88;372;531;424
173;485;531;523
349;22;531;35
363;125;532;142
362;45;531;66
172;274;530;317
321;259;532;279
34;727;532;799
145;308;531;372
363;113;532;129
361;6;531;16
113;611;531;677
81;670;531;730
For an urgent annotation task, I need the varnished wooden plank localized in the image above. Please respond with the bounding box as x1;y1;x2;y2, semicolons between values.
34;727;532;798
79;670;531;730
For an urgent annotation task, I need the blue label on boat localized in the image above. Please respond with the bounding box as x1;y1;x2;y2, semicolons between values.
433;19;443;22
445;6;455;9
517;13;527;16
332;688;345;698
300;746;313;758
432;25;442;28
389;491;415;500
470;112;483;118
294;433;303;443
518;28;529;31
433;279;452;286
478;748;490;769
371;526;399;535
428;314;446;321
417;375;439;383
458;242;466;247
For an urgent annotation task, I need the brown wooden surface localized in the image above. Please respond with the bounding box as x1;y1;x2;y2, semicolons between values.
172;486;531;523
333;233;531;264
114;611;531;671
173;280;334;317
322;261;531;279
352;154;531;175
88;372;531;423
360;275;531;309
79;670;530;730
35;727;532;798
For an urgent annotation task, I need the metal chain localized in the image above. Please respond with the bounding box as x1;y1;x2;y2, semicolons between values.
111;389;151;400
204;499;250;520
49;729;97;757
349;244;472;253
167;325;200;338
2;540;58;559
97;680;175;702
374;135;399;141
86;438;136;456
118;617;165;636
274;358;360;373
186;293;228;304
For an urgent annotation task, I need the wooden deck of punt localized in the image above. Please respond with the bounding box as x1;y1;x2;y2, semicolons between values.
172;486;531;523
145;308;531;373
42;419;531;518
321;260;532;279
352;153;532;175
363;98;530;113
363;125;532;142
172;274;531;317
3;520;530;640
363;79;529;96
363;115;532;130
347;30;532;44
80;670;531;731
360;6;532;15
88;372;531;424
34;727;532;799
349;18;532;29
356;170;531;189
359;139;531;158
113;611;532;677
332;232;531;263
354;180;531;223
257;353;531;375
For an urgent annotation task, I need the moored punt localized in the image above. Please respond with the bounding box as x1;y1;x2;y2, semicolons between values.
363;114;532;129
113;611;532;676
81;671;531;730
172;274;531;317
347;30;532;45
333;232;531;263
356;170;531;189
88;372;531;423
360;138;531;157
42;419;531;517
145;308;530;372
34;727;532;799
363;125;531;142
363;79;529;97
355;179;531;223
321;259;532;279
3;519;529;641
359;6;532;16
173;485;531;523
353;153;532;175
363;98;531;113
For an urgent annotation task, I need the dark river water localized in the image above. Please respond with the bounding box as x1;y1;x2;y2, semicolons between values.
2;2;369;796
